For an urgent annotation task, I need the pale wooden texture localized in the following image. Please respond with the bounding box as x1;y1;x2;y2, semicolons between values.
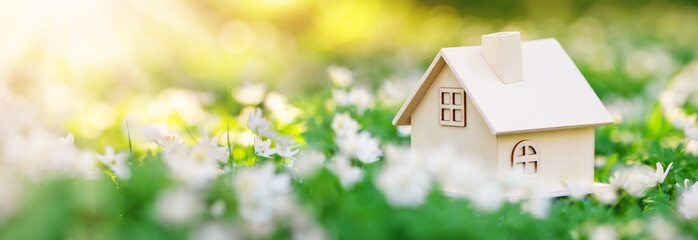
393;54;445;126
511;140;540;175
481;32;523;84
393;38;614;134
438;88;466;127
496;127;596;191
411;65;497;169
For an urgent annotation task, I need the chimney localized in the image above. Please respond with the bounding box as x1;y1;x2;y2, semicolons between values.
481;32;523;84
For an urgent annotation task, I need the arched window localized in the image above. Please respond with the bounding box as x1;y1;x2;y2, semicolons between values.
511;140;540;175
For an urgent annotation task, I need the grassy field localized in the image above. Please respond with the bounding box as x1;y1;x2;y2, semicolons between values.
1;0;698;239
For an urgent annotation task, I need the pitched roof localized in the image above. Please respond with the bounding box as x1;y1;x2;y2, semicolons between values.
393;38;613;135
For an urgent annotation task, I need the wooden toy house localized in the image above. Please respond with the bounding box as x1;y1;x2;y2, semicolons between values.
392;32;613;197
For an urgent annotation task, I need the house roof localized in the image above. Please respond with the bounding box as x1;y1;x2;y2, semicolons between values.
392;38;613;135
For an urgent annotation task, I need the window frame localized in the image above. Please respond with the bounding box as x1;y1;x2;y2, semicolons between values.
439;88;466;127
511;140;540;176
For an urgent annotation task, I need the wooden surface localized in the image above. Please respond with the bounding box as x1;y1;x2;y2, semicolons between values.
393;38;613;135
411;65;497;169
481;32;523;84
497;127;596;191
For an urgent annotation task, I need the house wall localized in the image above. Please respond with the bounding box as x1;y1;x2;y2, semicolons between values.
411;65;497;169
496;127;596;191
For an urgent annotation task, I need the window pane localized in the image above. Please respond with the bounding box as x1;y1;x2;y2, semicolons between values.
527;161;538;174
442;92;450;105
453;93;462;105
453;109;462;122
442;108;451;121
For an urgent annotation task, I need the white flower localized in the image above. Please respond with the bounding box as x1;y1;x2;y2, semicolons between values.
328;65;353;87
593;187;618;205
422;145;458;182
685;126;698;140
328;155;364;189
519;184;551;219
335;131;382;164
648;217;677;240
210;200;226;218
382;145;413;167
190;221;238;240
469;181;504;212
332;89;373;113
59;132;74;145
595;156;607;168
376;156;431;208
264;92;301;125
378;78;415;105
522;194;551;219
396;126;411;137
288;210;328;240
566;182;589;201
686;139;698;155
156;188;204;225
247;108;275;138
665;108;696;130
676;179;692;190
0;170;21;220
331;113;360;137
332;90;350;106
348;88;372;113
272;134;299;159
289;150;325;178
69;150;101;179
609;164;657;197
141;122;180;146
96;146;130;179
233;163;292;224
162;135;227;188
678;182;698;219
654;162;673;184
522;197;551;219
276;146;299;159
590;225;617;240
233;82;266;105
433;151;504;212
254;137;276;158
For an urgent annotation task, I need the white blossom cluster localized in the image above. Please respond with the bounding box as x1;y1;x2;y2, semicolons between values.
248;108;299;159
660;62;698;154
0;93;102;220
150;105;321;239
374;144;552;218
329;113;382;188
608;162;673;197
677;180;698;220
656;62;698;219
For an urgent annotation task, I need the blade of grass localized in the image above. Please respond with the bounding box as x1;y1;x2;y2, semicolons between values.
173;109;196;142
125;119;134;163
227;120;234;167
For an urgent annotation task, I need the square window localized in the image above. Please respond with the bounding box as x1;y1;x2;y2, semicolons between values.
453;109;462;122
439;88;465;127
442;109;451;121
453;93;462;105
526;161;538;174
442;92;450;105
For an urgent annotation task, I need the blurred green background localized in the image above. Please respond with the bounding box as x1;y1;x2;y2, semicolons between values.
1;0;697;141
3;1;698;239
